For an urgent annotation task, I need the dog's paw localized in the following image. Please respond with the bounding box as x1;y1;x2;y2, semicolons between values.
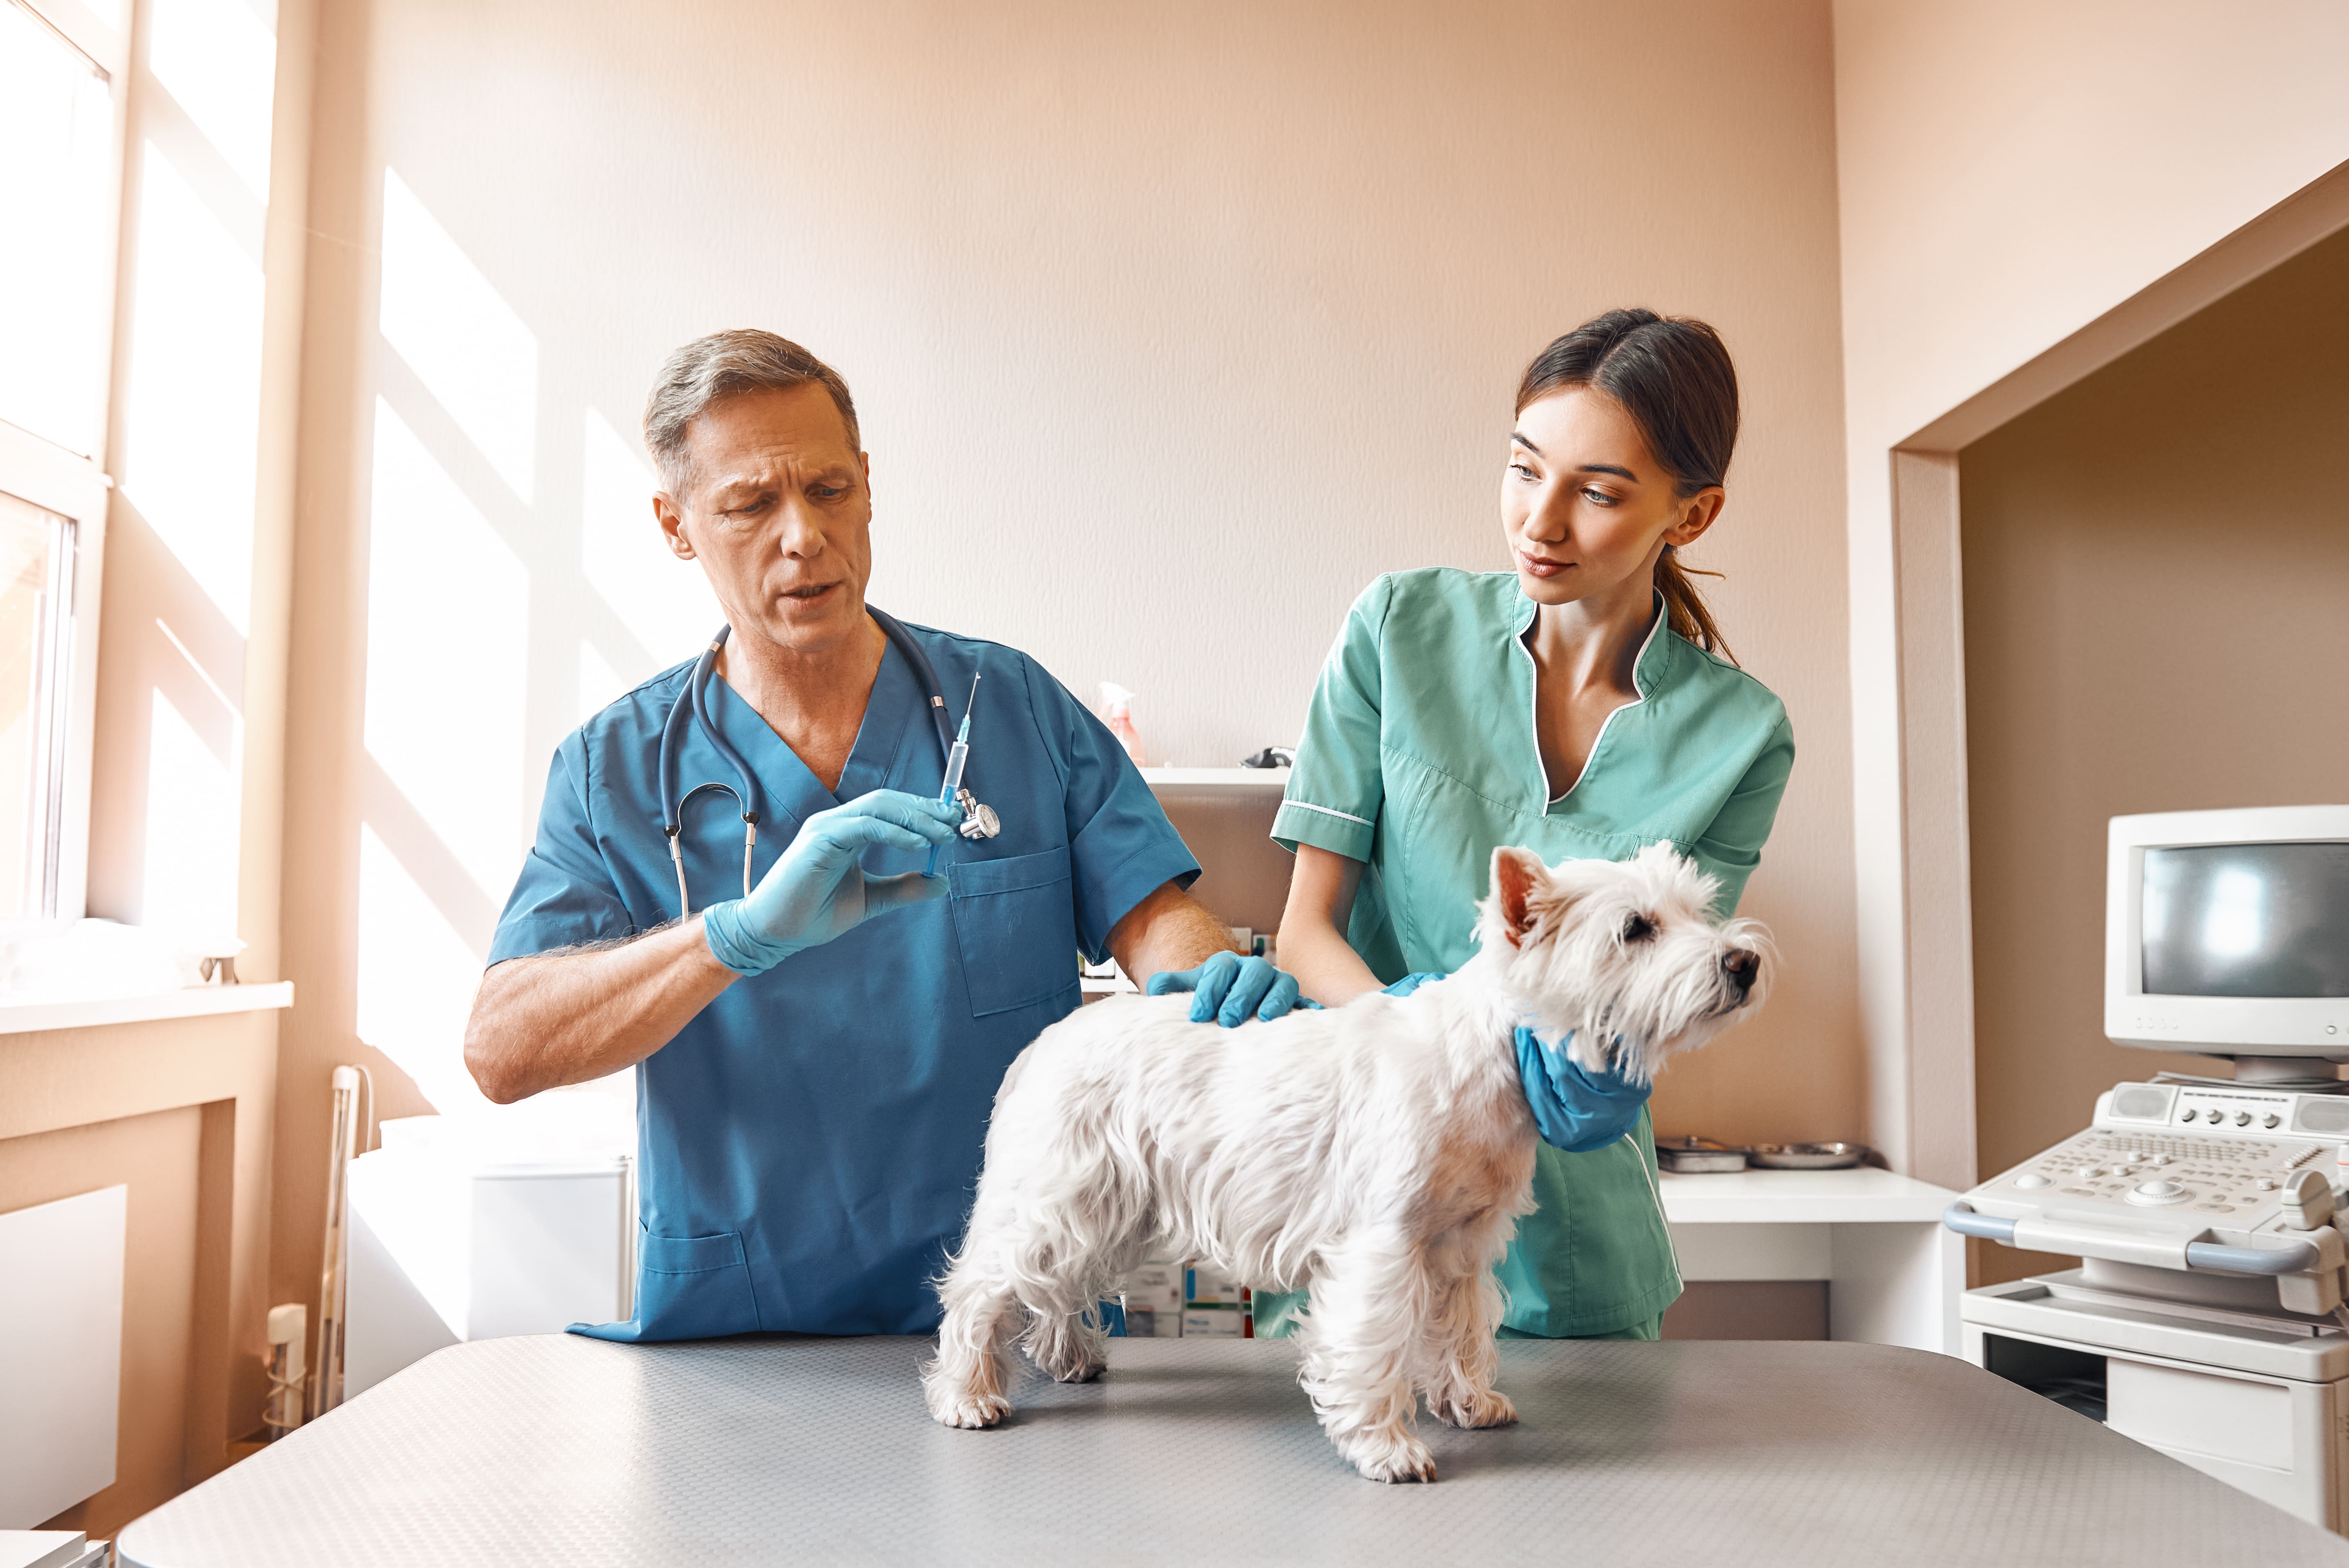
928;1391;1010;1429
1344;1432;1438;1483
1431;1387;1516;1429
1024;1336;1106;1384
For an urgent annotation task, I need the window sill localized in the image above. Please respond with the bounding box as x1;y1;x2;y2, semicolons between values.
0;981;294;1036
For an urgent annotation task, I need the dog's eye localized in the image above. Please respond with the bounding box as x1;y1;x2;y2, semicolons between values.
1621;914;1656;943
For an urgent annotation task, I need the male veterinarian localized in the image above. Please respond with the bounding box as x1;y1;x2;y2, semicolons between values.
463;330;1296;1340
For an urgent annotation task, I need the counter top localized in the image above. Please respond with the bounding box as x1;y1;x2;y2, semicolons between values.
118;1332;2347;1566
1657;1164;1962;1225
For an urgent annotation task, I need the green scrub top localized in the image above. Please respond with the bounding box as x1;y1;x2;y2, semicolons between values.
1264;568;1795;1337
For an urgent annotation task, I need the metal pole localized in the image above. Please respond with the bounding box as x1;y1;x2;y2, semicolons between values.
308;1065;361;1419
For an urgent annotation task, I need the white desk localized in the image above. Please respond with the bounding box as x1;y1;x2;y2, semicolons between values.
1658;1166;1965;1354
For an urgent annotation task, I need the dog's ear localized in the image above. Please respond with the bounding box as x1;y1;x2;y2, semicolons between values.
1489;846;1547;947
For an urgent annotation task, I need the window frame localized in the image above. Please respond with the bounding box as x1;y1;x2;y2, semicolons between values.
0;0;131;920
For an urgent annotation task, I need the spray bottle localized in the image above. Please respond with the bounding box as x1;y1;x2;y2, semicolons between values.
1100;683;1146;766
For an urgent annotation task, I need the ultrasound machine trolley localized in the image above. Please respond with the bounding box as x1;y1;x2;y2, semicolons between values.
1949;807;2349;1532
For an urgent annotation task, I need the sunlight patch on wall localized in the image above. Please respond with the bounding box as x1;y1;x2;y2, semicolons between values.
581;406;717;671
142;688;239;946
379;169;539;503
578;639;628;726
355;823;494;1115
146;0;278;204
363;397;529;901
117;140;264;634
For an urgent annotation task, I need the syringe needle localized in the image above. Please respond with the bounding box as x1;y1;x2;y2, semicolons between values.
929;672;982;877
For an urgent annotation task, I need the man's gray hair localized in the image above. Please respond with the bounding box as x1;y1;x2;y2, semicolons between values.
642;329;861;499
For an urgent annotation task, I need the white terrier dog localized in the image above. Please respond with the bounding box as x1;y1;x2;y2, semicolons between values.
923;842;1772;1482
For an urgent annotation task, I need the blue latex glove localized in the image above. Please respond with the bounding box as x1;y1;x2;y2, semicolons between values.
1147;950;1320;1026
1380;972;1651;1153
701;790;962;976
1512;1030;1652;1153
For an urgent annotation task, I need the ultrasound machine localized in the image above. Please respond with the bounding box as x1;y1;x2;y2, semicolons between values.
1948;805;2349;1530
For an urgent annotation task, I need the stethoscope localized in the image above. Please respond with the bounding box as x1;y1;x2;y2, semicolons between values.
655;607;1000;918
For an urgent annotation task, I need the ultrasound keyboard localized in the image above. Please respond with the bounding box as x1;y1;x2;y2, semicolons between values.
1953;1080;2349;1312
1997;1127;2326;1215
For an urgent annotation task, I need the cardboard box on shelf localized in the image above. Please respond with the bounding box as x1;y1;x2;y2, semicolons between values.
1185;1265;1251;1309
1122;1259;1185;1338
1181;1304;1250;1338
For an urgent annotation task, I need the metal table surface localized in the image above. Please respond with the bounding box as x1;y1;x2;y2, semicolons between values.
120;1334;2349;1567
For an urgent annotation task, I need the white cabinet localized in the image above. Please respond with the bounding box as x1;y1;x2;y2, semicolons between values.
345;1131;633;1398
1965;1277;2349;1531
0;1186;123;1527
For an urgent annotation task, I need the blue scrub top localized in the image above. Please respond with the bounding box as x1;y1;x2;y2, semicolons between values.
488;615;1199;1340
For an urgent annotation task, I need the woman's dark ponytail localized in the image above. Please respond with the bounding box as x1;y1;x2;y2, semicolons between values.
1515;308;1741;663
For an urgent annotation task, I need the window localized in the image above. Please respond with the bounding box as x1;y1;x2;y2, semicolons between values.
0;0;123;920
0;0;117;458
0;492;74;916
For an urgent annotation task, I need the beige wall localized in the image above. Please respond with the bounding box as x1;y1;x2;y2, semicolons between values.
1959;223;2349;1287
273;0;1864;1307
1835;0;2349;449
1830;0;2349;1181
88;0;315;970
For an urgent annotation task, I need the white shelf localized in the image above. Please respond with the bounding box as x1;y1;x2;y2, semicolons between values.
1659;1166;1966;1353
1657;1166;1961;1225
0;981;295;1036
1139;767;1290;789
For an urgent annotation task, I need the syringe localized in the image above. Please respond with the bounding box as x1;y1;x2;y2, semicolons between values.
927;673;980;876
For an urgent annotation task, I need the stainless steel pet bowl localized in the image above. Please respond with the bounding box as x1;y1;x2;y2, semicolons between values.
1746;1141;1869;1170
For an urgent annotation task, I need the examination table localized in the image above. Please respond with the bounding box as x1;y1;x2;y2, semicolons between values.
118;1334;2349;1566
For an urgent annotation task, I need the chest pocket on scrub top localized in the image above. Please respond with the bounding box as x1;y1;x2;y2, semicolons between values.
947;844;1079;1016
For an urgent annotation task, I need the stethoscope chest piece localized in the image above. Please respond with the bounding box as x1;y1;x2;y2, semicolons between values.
957;790;1001;840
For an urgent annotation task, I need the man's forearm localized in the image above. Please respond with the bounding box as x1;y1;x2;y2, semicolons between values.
1106;881;1241;983
463;920;739;1103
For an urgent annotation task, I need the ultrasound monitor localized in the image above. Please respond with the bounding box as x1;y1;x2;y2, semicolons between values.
2108;807;2349;1080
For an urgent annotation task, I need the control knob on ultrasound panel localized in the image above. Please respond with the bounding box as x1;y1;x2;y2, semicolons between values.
2128;1180;2188;1206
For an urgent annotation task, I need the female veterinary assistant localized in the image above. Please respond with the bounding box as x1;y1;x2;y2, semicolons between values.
1263;310;1795;1340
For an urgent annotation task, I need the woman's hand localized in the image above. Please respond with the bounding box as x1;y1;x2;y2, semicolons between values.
1275;844;1386;1006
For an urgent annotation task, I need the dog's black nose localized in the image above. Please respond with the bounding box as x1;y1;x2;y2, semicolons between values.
1721;949;1758;994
